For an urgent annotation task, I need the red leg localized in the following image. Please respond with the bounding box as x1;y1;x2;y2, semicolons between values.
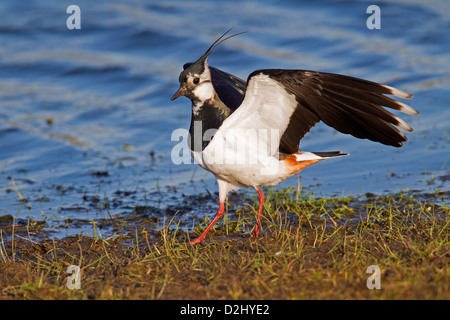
188;202;225;245
251;187;265;238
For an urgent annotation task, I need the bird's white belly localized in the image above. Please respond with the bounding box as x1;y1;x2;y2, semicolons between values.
191;134;289;187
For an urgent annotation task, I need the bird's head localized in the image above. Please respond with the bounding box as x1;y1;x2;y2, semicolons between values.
171;29;246;105
170;57;212;103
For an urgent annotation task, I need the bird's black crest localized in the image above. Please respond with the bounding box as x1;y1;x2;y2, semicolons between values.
183;29;247;77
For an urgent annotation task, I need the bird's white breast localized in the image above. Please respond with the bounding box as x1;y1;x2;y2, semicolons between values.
193;82;214;102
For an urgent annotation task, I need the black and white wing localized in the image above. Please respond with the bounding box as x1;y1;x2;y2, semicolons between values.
220;69;418;155
183;63;246;112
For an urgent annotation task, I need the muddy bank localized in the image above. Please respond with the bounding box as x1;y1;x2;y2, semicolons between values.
0;189;448;300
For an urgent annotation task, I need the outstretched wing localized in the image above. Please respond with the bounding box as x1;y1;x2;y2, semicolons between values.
220;69;418;155
183;63;246;112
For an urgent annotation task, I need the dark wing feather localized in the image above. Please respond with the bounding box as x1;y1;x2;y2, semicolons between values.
184;63;246;112
209;65;246;112
255;69;417;154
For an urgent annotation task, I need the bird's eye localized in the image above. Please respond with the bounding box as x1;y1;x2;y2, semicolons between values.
193;78;200;84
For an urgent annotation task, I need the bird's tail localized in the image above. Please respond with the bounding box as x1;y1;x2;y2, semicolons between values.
311;151;349;158
294;151;348;161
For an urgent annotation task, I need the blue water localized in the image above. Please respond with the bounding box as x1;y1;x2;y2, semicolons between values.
0;0;449;235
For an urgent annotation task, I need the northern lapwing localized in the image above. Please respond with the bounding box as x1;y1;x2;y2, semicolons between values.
171;30;418;244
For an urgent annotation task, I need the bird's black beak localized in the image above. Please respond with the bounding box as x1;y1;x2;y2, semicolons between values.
171;85;187;101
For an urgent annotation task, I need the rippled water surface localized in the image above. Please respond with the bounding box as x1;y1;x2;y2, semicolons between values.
0;0;448;236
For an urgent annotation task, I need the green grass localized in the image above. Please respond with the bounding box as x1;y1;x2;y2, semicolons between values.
0;188;448;299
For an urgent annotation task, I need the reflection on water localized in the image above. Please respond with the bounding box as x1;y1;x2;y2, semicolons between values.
0;0;448;236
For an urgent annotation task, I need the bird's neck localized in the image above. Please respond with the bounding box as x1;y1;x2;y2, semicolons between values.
189;99;230;152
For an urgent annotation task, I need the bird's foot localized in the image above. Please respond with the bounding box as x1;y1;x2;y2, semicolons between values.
187;235;205;245
250;225;260;238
